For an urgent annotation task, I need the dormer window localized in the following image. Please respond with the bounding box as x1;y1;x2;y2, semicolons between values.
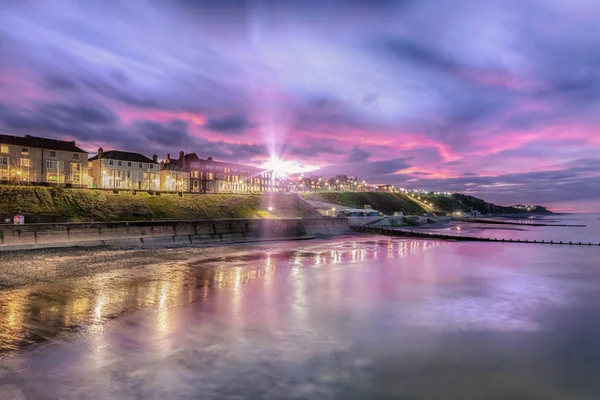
21;147;29;155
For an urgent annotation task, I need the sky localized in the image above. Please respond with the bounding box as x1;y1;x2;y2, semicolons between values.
1;0;599;211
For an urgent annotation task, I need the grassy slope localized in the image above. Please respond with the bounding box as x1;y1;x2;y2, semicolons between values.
303;192;427;214
302;192;550;215
0;186;319;221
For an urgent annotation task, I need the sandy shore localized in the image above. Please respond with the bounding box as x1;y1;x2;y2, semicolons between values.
0;243;266;290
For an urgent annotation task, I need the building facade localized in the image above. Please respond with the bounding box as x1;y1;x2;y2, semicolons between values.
172;152;278;193
89;148;160;190
0;134;88;185
159;161;190;192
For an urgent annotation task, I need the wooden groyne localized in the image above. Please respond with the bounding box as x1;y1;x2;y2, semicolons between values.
352;226;600;246
463;218;586;228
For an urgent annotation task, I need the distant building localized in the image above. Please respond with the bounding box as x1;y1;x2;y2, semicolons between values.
375;184;395;192
89;148;160;190
328;174;358;191
0;134;88;185
160;157;190;192
171;152;277;193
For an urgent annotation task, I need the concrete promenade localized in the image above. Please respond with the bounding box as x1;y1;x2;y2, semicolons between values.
0;217;351;251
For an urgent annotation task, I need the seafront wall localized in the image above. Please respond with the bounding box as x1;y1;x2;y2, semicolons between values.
0;217;351;251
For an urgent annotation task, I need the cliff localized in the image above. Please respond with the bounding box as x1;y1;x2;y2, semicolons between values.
302;192;552;215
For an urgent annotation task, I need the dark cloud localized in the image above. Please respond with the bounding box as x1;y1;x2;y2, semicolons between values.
43;74;78;90
79;76;163;109
0;100;119;140
289;144;345;158
346;146;371;162
369;157;411;175
204;115;254;135
135;119;191;147
378;37;459;74
294;96;368;132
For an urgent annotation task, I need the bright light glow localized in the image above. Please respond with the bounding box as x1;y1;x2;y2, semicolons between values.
260;156;317;177
268;206;273;211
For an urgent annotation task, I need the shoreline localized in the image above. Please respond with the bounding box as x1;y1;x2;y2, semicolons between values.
0;235;345;291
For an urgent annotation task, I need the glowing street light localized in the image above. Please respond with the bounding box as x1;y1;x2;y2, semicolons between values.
268;206;273;211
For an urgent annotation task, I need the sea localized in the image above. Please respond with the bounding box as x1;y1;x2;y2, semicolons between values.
1;214;600;399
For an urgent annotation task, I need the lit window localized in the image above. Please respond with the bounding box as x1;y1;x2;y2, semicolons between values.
73;154;79;160
49;151;56;158
71;163;81;182
21;148;28;155
0;145;8;153
20;158;30;169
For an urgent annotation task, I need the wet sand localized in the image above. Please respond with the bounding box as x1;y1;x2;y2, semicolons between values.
0;243;277;290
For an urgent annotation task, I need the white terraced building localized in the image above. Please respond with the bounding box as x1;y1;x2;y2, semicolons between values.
89;148;160;190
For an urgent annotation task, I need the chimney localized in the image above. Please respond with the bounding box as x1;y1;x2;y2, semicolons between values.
152;154;158;163
166;153;171;163
98;147;104;159
207;156;213;161
179;151;184;161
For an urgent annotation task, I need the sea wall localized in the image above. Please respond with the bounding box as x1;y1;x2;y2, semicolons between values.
0;217;351;251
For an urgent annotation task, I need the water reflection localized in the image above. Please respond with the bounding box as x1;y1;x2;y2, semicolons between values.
3;238;600;399
0;239;438;355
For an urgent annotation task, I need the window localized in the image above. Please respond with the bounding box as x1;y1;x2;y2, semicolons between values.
139;163;143;168
20;158;30;170
109;160;114;165
70;163;81;183
21;148;29;155
0;156;8;167
0;145;8;153
118;161;122;167
49;151;56;158
73;154;79;160
127;171;131;178
46;161;58;170
149;164;154;169
128;162;131;167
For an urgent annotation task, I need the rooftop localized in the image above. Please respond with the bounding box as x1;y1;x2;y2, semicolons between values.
0;134;87;153
89;150;157;164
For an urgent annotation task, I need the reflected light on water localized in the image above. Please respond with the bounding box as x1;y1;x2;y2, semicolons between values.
0;239;443;355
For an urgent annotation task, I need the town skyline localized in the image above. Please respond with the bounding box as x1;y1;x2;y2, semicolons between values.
1;1;600;211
